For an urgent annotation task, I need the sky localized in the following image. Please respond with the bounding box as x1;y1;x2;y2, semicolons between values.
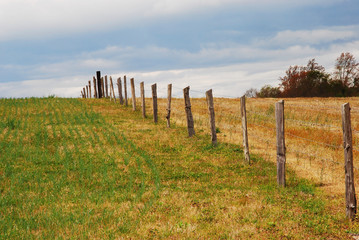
0;0;358;98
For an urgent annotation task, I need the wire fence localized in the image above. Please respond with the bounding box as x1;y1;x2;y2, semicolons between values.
80;76;359;189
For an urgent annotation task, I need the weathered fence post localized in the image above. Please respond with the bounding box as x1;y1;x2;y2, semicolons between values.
183;86;195;137
206;89;217;145
93;76;98;98
96;71;102;98
117;77;124;105
240;96;250;164
88;81;92;99
166;84;172;128
101;77;105;98
275;100;286;187
140;82;146;118
124;75;128;106
152;84;158;123
86;85;89;98
130;78;136;111
342;102;357;220
110;76;116;103
83;87;86;98
105;75;109;98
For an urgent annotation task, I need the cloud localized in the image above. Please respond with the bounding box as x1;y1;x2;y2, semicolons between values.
0;0;343;41
257;25;359;47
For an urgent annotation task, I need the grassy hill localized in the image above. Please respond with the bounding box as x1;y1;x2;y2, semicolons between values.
1;97;359;239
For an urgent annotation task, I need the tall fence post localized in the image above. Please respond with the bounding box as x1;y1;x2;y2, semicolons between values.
166;84;172;128
86;85;89;98
240;96;250;164
342;102;357;220
110;76;116;103
152;84;158;123
183;86;195;137
130;78;136;111
93;76;98;98
105;75;109;98
117;77;124;105
140;82;146;118
275;100;286;187
205;89;217;145
124;75;128;106
96;71;102;98
83;87;86;98
88;81;92;99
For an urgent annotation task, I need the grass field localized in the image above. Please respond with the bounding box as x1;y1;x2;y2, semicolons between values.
1;96;359;239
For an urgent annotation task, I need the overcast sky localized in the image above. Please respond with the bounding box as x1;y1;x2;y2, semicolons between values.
0;0;358;98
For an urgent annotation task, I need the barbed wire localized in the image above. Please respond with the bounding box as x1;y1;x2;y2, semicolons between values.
286;132;342;150
286;147;343;167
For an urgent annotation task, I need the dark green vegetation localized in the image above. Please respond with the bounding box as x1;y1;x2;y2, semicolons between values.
0;97;358;238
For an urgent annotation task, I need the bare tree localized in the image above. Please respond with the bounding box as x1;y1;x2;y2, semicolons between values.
334;52;359;87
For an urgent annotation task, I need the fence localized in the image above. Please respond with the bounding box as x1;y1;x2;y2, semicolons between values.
81;71;359;220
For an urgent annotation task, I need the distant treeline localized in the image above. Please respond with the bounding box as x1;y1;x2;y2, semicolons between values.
246;52;359;98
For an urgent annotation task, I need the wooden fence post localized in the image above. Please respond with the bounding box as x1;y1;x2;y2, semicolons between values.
88;81;92;99
183;86;195;137
140;82;146;118
83;87;86;98
105;75;109;98
110;76;116;103
240;96;250;164
152;84;158;123
342;102;357;220
124;75;128;106
86;85;89;98
96;71;102;98
166;84;172;128
101;77;105;98
93;76;98;98
205;89;217;145
130;78;136;111
117;77;124;105
275;100;286;187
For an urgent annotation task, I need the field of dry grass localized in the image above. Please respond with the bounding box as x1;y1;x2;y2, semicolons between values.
152;96;359;198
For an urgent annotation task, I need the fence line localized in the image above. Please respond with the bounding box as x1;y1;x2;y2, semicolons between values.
80;72;359;220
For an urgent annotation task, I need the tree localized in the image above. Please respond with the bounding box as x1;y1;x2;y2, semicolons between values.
244;88;258;98
279;59;329;97
333;52;359;88
256;85;281;98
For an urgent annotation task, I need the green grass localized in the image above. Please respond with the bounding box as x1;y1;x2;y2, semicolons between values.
0;97;358;239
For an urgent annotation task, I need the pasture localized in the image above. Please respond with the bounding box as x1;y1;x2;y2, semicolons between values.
1;96;359;239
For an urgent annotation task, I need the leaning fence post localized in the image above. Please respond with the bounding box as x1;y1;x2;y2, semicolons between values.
140;82;146;118
152;84;158;123
240;96;250;164
105;75;109;98
342;102;357;220
88;81;92;99
183;86;195;137
110;76;116;103
86;85;89;98
96;71;102;98
93;76;98;98
117;77;124;105
124;76;128;106
205;89;217;145
275;100;286;187
130;78;136;111
166;84;172;128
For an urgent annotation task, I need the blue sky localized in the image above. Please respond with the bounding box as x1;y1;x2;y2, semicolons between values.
0;0;358;98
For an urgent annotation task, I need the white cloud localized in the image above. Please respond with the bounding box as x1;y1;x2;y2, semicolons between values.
0;0;343;41
257;25;359;47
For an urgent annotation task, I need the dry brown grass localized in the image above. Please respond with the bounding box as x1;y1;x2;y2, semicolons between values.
148;96;359;197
